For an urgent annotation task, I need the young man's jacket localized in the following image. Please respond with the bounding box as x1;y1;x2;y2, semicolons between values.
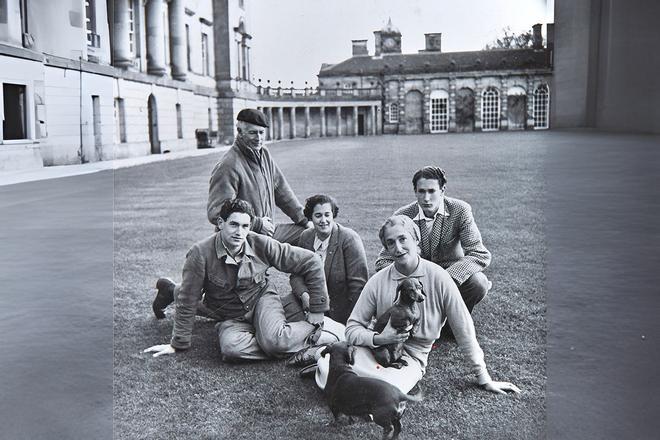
171;232;329;350
374;197;491;285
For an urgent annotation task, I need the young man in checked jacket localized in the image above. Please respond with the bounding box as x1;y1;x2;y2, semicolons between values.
374;166;492;315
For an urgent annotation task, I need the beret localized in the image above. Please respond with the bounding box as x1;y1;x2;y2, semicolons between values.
236;108;269;127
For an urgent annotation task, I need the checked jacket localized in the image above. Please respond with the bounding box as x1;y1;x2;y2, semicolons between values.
374;197;491;285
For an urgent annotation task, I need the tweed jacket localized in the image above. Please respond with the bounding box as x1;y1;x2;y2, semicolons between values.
290;223;369;324
374;197;491;285
207;141;307;233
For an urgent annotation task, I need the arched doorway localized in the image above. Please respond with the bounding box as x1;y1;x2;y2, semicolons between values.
404;90;423;134
507;86;527;130
148;94;160;154
455;88;475;132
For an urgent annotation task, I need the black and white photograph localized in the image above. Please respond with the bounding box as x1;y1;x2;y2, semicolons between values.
1;1;658;439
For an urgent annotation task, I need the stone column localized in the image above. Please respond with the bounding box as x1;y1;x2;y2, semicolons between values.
304;106;311;138
336;106;342;136
371;105;377;135
423;79;431;133
320;106;326;137
146;0;166;76
278;107;284;140
267;107;274;140
112;0;133;67
353;106;359;136
290;107;297;139
168;0;187;80
500;77;508;130
448;77;457;132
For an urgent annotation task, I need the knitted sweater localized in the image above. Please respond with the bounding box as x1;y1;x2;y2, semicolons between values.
345;258;492;384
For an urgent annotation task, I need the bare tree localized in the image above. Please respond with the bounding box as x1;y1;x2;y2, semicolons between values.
484;27;534;50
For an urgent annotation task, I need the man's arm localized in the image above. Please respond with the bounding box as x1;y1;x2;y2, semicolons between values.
144;245;206;356
170;245;206;350
257;236;329;313
445;204;491;285
271;161;307;226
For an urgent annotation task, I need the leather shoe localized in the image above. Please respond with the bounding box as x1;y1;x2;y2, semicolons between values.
152;277;175;319
286;345;324;368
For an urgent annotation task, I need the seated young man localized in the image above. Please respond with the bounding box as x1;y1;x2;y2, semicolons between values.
144;198;339;361
313;215;520;396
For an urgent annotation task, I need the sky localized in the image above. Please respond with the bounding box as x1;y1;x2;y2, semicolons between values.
249;0;555;87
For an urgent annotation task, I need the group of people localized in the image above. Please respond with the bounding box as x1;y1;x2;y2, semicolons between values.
144;108;520;397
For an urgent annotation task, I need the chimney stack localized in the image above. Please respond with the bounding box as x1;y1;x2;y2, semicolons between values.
352;39;369;56
424;33;442;52
532;23;543;49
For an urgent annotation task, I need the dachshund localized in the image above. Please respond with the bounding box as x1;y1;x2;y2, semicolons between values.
372;277;425;368
321;342;423;440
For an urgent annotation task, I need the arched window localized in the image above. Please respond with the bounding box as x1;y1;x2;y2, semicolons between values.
533;84;550;129
481;87;500;131
388;102;399;123
429;90;449;133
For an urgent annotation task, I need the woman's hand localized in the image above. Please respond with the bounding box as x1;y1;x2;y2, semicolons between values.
373;318;409;346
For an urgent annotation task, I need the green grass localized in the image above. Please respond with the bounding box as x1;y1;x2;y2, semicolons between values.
114;131;546;439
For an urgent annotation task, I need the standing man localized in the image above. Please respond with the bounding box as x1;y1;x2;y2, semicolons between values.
375;166;491;314
207;108;310;246
146;199;337;360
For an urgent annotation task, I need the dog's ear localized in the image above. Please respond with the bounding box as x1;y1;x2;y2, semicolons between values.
347;345;356;365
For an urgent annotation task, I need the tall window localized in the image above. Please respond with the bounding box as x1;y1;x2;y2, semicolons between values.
201;33;209;76
533;84;550;129
185;24;191;71
430;90;449;133
388;102;399;123
85;0;99;47
127;0;141;56
114;98;127;143
3;83;27;140
481;87;500;131
175;103;183;139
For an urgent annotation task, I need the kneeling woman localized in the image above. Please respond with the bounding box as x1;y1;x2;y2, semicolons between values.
288;194;369;325
315;215;521;396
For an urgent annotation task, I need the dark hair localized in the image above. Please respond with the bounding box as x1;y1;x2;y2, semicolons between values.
218;198;255;222
412;166;447;190
303;194;339;220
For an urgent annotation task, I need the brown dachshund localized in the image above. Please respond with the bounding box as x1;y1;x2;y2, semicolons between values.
321;342;423;440
372;277;425;368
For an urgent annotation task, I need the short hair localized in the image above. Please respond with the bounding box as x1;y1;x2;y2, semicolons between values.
378;215;421;247
412;166;447;190
303;194;339;220
218;198;255;223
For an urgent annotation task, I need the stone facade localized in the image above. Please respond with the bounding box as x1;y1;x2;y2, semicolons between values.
318;21;553;135
1;0;224;170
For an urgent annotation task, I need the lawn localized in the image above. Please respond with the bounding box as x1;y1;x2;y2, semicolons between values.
113;131;546;439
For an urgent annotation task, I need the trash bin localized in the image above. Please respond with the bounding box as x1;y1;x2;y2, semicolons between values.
195;129;216;148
